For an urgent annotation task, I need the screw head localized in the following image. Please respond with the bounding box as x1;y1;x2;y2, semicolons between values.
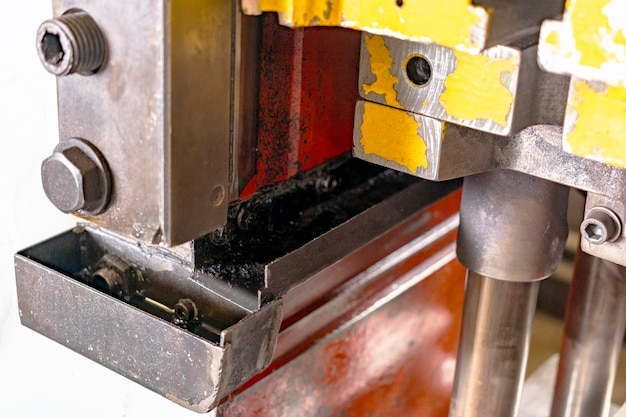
580;207;622;245
41;138;111;214
36;10;106;76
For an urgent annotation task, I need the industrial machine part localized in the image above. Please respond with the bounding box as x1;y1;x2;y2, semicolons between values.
17;0;626;416
551;250;626;417
35;0;250;246
346;1;626;415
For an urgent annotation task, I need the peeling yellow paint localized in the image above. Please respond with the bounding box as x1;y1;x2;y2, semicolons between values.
439;50;517;127
362;35;401;108
360;101;428;172
569;0;626;69
567;81;626;168
252;0;489;52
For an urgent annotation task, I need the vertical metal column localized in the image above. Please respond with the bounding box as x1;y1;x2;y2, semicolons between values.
449;272;539;417
551;251;626;417
452;170;570;417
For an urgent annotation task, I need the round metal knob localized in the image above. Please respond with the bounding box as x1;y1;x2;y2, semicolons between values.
36;9;106;76
41;138;111;215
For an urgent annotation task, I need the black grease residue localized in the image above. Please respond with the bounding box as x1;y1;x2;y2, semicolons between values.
194;156;418;291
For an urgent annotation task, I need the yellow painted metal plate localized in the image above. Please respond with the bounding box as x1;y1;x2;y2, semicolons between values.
564;78;626;168
359;34;521;136
539;0;626;87
242;0;490;53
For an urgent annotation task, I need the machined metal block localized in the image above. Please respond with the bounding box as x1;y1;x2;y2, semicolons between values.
40;1;255;246
353;100;626;198
358;34;547;136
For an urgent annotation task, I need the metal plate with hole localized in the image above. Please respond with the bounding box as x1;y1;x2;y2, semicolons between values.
358;33;545;136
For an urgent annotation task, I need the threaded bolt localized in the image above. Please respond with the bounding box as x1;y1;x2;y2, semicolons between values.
581;207;622;245
36;9;106;76
41;138;111;214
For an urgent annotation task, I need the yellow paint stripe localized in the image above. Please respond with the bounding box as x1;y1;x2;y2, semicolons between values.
567;81;626;168
360;101;428;172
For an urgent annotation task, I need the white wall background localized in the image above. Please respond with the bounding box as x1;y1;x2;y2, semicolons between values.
0;3;198;416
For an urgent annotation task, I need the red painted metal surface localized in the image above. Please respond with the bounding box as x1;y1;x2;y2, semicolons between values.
216;191;465;416
219;259;465;417
240;15;361;199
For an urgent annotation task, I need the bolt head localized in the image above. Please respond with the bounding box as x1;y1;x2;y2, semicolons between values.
41;146;102;213
580;207;622;245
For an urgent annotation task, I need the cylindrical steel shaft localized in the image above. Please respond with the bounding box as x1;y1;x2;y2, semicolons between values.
452;170;569;417
551;251;626;417
449;271;540;417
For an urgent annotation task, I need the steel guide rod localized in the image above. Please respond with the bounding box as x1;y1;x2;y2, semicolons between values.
451;169;570;417
551;251;626;417
449;271;539;417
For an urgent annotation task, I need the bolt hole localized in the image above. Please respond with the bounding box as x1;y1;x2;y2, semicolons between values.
406;55;432;86
41;32;64;65
396;0;404;7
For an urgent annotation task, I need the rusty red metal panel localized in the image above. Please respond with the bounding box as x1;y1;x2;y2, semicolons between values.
219;259;465;417
240;15;361;199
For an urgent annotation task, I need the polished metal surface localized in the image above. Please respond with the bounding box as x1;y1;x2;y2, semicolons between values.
41;137;111;214
36;9;105;76
457;170;569;282
46;0;247;245
551;252;626;417
449;271;540;417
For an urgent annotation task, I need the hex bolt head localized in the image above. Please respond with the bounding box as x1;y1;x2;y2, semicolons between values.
41;138;111;215
36;10;106;76
581;207;622;245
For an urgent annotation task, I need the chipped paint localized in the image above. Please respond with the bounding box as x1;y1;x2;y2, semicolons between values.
570;0;626;69
566;80;626;168
249;0;489;53
362;34;401;107
538;0;626;87
439;50;517;127
360;101;428;172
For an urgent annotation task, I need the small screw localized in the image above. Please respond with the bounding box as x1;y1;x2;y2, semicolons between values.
581;207;622;245
41;138;111;214
36;9;106;76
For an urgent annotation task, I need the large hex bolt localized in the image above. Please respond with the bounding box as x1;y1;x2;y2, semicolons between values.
581;206;622;245
41;138;112;215
36;9;106;76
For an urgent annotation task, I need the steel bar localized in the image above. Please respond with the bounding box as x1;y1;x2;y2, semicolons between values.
551;251;626;417
449;271;540;417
